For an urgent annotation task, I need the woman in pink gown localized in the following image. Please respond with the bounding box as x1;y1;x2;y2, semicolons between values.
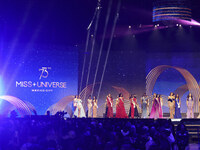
116;93;128;118
150;94;160;119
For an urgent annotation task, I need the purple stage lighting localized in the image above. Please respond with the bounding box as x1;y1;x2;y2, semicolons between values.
178;19;200;26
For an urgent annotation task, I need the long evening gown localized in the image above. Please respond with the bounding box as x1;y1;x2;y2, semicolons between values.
158;98;163;118
187;97;194;118
168;98;175;119
87;99;92;117
93;100;98;118
106;97;113;118
150;98;160;119
74;99;86;118
116;97;128;118
141;96;148;118
133;98;139;118
174;98;181;118
129;98;135;118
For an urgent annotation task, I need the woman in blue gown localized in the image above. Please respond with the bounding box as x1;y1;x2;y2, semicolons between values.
141;93;149;118
174;94;181;118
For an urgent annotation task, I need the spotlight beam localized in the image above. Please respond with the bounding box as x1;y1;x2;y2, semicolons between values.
97;0;121;101
4;2;55;94
91;0;113;97
79;29;91;94
79;1;101;93
1;2;32;78
83;0;102;101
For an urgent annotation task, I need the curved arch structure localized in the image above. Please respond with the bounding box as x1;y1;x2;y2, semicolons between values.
24;101;37;115
174;84;189;98
46;95;74;115
146;65;200;112
112;86;130;100
174;84;200;101
0;95;32;116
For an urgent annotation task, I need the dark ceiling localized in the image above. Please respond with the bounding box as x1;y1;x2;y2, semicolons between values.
0;0;200;46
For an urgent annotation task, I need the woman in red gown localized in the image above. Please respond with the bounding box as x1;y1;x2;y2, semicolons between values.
106;94;113;118
116;93;128;118
129;94;139;118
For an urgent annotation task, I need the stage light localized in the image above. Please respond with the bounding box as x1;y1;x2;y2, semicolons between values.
176;24;179;26
128;25;131;29
178;19;200;26
179;24;182;27
157;24;160;27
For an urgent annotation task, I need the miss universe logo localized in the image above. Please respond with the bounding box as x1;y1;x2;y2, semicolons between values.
16;67;67;92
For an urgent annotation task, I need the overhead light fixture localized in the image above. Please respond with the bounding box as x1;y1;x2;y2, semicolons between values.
153;0;192;24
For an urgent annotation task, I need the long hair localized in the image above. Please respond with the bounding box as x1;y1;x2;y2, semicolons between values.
175;94;180;99
107;94;112;99
187;93;193;100
143;93;147;97
169;92;174;96
93;96;97;102
119;93;123;97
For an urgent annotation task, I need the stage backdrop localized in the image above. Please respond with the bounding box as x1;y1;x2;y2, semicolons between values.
79;26;200;116
0;44;78;115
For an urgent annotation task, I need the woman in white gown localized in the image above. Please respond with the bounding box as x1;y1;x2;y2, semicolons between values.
73;95;86;118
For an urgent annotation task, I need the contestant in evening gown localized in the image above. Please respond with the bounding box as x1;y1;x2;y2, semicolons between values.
106;94;113;118
150;94;160;119
168;92;175;119
158;95;163;118
74;95;86;118
87;96;93;117
174;94;182;118
198;99;200;118
92;96;98;118
141;93;149;118
129;94;135;118
72;95;77;117
116;93;128;118
129;94;139;118
186;93;194;118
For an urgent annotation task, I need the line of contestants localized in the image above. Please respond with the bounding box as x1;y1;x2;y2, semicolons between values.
73;92;195;119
